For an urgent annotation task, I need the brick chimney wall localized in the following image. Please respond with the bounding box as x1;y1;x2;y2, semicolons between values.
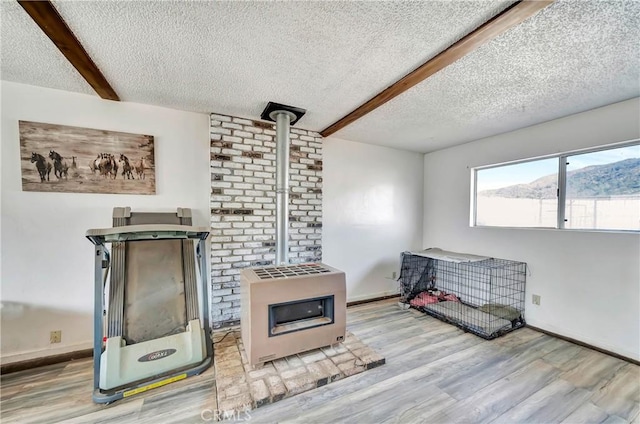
209;113;323;326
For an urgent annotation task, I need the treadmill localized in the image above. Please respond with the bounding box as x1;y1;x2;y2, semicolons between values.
86;207;212;403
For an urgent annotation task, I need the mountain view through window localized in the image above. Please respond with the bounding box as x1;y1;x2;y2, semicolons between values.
475;144;639;231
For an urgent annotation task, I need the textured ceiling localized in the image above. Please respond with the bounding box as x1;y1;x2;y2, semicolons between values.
0;1;94;96
1;1;639;153
337;0;640;152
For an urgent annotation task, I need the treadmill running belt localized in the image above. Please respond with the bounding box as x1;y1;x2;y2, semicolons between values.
124;239;187;344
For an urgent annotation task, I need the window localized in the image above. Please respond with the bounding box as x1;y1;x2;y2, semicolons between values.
473;142;640;232
564;145;640;231
475;158;558;228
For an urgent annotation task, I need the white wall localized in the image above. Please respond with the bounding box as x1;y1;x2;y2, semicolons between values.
11;80;632;362
0;81;210;363
323;137;424;302
423;98;640;360
0;82;425;362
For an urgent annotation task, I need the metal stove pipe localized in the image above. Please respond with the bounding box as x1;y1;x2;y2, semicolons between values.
260;102;306;266
274;111;293;265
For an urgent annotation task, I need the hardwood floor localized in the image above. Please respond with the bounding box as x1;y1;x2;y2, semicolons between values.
1;299;638;423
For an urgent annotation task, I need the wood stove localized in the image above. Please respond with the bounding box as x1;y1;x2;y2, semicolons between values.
240;263;346;366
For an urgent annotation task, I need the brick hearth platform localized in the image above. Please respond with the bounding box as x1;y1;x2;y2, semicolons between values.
212;329;385;416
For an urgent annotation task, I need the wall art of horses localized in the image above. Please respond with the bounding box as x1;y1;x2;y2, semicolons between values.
19;121;155;194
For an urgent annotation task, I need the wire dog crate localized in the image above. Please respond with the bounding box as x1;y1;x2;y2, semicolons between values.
399;250;527;339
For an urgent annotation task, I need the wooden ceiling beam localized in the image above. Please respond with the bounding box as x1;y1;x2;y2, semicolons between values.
18;0;120;101
320;0;554;138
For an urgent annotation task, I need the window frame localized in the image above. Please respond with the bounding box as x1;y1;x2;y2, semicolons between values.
471;139;640;233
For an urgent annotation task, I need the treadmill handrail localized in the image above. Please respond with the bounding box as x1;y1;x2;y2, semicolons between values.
86;224;210;246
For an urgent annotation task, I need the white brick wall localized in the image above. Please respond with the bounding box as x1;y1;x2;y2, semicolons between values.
210;113;323;326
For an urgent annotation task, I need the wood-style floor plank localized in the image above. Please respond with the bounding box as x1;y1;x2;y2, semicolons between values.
1;298;638;424
561;348;628;390
436;333;565;400
491;379;592;423
561;401;612;424
426;359;559;423
589;363;640;421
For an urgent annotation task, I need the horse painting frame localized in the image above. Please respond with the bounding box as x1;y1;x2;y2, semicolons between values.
19;121;155;195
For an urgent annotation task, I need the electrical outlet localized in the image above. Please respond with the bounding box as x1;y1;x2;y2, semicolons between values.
50;330;62;344
532;294;541;306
